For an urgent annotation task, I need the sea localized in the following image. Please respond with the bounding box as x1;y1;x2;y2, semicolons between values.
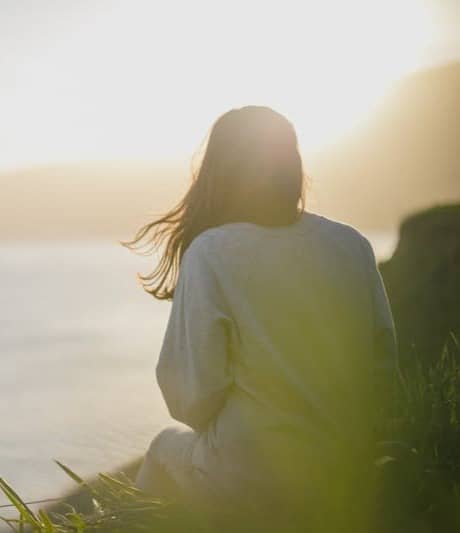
0;231;397;516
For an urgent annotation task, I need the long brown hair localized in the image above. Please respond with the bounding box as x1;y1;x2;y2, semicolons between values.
122;105;307;300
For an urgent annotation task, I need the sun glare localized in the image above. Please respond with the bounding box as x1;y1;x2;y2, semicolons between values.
229;0;436;153
0;0;439;170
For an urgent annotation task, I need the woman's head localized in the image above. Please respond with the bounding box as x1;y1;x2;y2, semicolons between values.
123;105;307;299
195;106;304;227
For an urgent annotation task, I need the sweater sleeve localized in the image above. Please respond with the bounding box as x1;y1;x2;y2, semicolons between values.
361;237;399;412
156;237;234;432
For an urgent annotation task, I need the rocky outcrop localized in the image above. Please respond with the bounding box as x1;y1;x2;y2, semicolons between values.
379;204;460;367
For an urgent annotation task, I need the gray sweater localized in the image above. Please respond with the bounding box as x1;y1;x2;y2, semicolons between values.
156;210;397;501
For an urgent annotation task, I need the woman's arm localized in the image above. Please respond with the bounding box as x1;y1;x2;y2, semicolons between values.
361;237;399;414
156;236;234;433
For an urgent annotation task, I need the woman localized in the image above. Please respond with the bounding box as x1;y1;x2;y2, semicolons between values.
124;106;398;530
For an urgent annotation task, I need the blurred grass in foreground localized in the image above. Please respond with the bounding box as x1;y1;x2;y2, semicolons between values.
1;334;460;532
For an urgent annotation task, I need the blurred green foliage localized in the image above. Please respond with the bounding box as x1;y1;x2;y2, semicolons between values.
1;335;459;532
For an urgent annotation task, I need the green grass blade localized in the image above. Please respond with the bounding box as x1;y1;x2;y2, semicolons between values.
0;515;19;532
53;460;103;505
38;509;56;532
53;461;86;486
0;477;40;528
98;473;144;496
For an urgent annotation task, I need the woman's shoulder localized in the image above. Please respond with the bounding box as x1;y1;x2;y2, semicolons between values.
302;211;371;246
186;211;374;264
305;213;377;270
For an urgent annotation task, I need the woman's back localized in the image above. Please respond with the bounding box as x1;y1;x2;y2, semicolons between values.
156;210;397;519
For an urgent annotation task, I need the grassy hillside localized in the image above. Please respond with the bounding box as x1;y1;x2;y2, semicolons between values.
302;61;460;229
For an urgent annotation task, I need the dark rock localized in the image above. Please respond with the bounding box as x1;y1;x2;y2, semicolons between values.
379;204;460;367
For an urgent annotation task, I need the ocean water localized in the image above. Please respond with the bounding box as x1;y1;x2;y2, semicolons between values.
0;232;397;513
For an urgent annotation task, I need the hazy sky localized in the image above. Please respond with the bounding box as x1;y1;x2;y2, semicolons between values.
1;0;459;172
